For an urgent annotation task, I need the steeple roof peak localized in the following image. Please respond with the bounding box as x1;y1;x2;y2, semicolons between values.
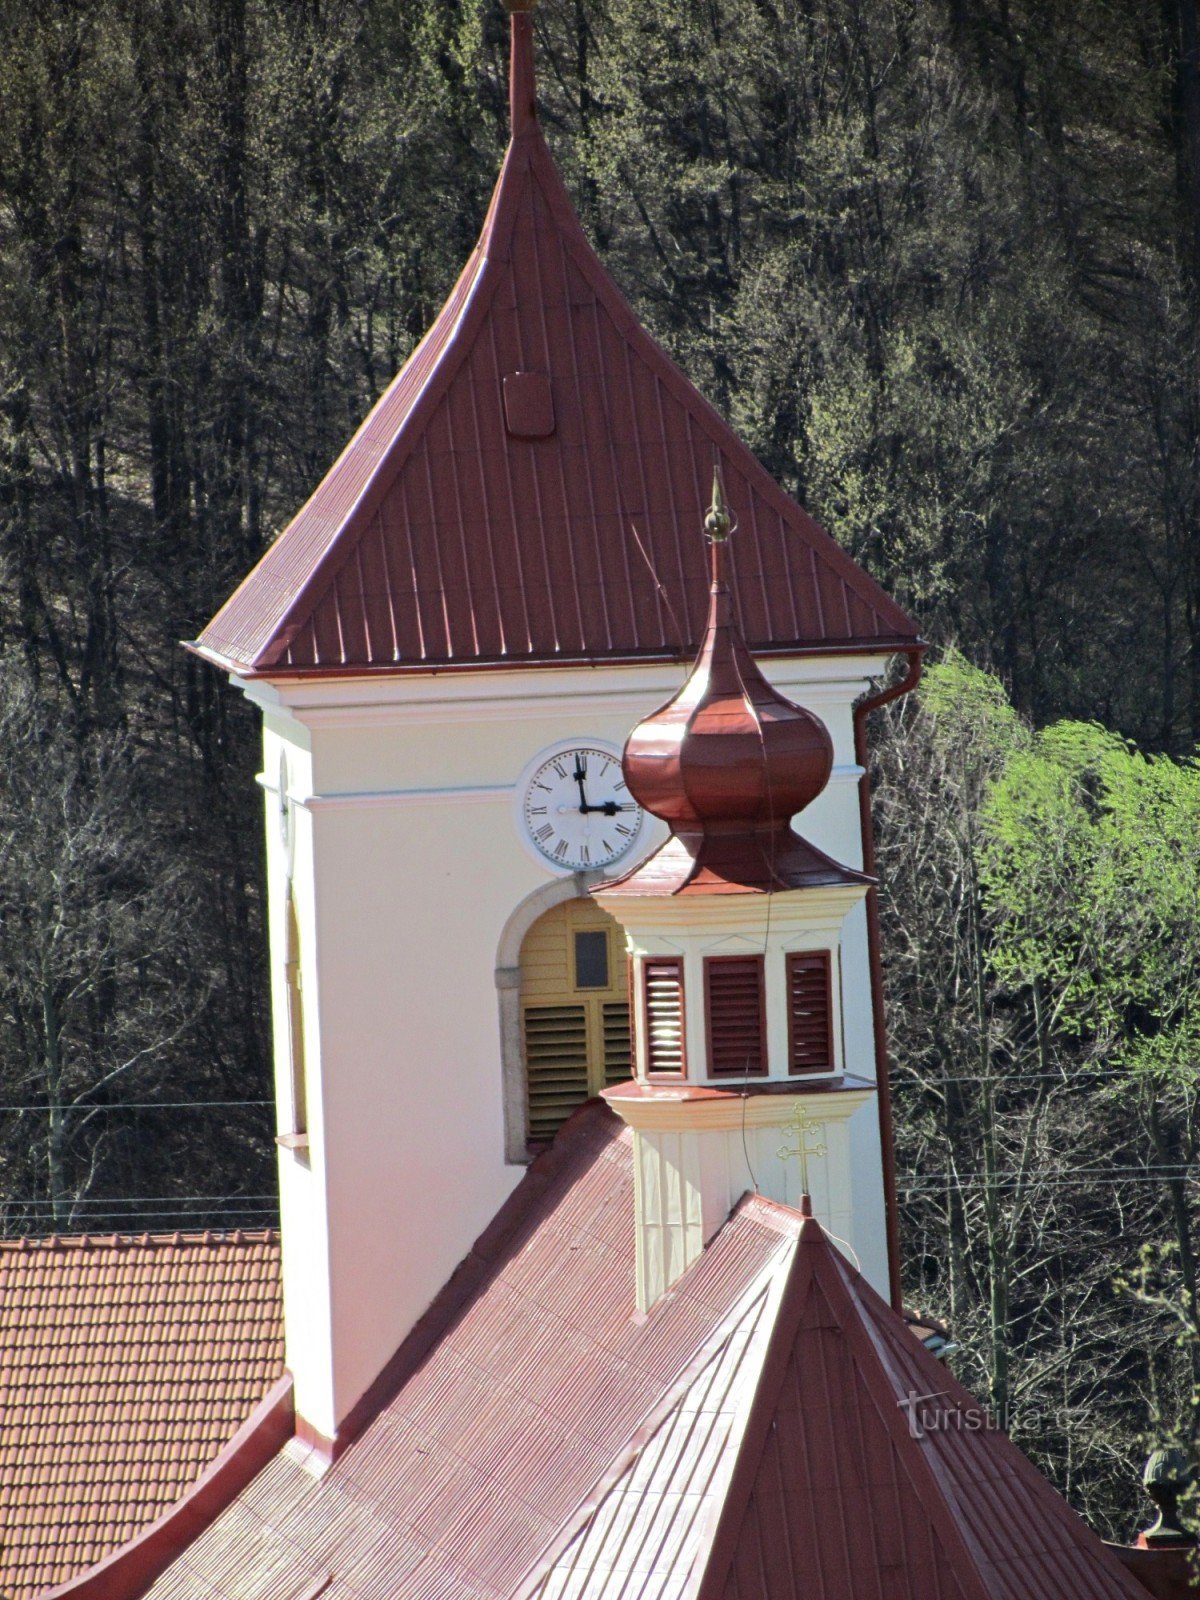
502;0;538;138
193;4;919;678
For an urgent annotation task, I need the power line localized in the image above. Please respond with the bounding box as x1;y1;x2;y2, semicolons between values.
2;1203;280;1216
899;1174;1197;1192
902;1171;1196;1184
896;1069;1163;1086
3;1202;279;1209
0;1100;271;1113
0;1193;278;1205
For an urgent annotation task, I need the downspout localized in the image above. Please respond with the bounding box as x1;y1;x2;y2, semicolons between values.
853;646;924;1312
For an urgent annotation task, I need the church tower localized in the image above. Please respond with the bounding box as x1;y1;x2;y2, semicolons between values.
191;0;922;1454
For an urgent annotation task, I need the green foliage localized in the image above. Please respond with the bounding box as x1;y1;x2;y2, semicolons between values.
878;654;1200;1534
920;652;1030;767
982;719;1200;1075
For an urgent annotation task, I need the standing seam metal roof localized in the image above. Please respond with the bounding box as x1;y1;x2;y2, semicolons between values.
696;1205;1146;1600
140;1107;800;1600
194;18;918;676
137;1107;1149;1600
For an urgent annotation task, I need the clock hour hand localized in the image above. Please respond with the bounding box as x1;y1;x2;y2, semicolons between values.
579;800;636;816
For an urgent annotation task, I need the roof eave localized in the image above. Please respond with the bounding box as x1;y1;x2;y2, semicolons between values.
189;635;927;683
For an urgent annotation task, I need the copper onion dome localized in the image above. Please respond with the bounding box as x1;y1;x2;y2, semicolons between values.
622;474;834;825
601;473;871;897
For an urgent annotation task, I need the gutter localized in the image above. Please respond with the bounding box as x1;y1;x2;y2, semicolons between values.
852;645;925;1312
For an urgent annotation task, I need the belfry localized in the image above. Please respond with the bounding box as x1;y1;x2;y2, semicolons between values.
596;473;882;1309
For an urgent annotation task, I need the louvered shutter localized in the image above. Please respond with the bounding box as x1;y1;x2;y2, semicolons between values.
602;1001;632;1085
643;958;685;1076
523;1005;589;1140
705;956;767;1077
787;952;834;1073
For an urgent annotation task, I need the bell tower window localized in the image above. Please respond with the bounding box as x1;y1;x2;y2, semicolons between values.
520;900;631;1145
787;951;835;1074
643;958;686;1078
704;955;767;1078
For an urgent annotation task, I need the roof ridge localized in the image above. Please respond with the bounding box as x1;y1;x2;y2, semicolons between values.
525;131;916;640
0;1227;280;1252
511;1237;794;1600
801;1227;999;1600
695;1211;1144;1600
728;1189;809;1235
840;1250;1148;1592
691;1216;822;1600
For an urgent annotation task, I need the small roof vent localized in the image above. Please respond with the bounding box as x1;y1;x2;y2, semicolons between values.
503;371;555;439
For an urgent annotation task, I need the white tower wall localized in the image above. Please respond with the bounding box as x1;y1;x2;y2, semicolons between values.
247;655;887;1444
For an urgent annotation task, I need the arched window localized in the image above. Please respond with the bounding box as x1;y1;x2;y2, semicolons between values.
519;898;631;1145
281;886;309;1150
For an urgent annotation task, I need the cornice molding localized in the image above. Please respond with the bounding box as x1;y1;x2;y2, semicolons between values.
237;656;884;732
603;1079;875;1134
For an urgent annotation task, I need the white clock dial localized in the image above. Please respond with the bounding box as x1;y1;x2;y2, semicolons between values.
521;744;643;872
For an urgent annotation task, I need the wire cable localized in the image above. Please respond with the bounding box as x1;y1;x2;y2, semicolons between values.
0;1100;272;1113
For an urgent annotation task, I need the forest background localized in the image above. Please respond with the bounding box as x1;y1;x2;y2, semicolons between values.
2;0;1199;1539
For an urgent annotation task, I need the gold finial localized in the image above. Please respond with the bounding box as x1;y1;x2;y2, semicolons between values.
778;1101;827;1197
704;464;732;543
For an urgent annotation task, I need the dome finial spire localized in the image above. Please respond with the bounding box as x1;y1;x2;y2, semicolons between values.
705;463;732;544
503;0;538;138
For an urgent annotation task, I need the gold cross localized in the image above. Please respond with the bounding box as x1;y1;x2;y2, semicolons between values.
777;1101;827;1197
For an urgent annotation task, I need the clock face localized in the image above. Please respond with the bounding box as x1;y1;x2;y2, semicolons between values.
521;744;644;872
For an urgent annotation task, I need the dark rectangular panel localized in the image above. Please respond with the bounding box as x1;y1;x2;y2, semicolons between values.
574;930;609;991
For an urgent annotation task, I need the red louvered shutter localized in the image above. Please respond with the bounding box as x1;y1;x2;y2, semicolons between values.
643;957;685;1077
788;951;834;1073
705;956;766;1077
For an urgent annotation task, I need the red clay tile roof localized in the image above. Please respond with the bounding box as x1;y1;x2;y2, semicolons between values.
137;1106;1144;1600
697;1201;1145;1600
0;1229;283;1600
193;13;918;679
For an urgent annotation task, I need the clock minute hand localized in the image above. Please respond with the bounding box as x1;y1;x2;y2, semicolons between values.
573;760;590;814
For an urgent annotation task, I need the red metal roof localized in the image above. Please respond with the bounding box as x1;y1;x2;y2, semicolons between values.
0;1230;282;1600
193;12;918;678
598;505;874;897
139;1105;802;1600
134;1107;1148;1599
697;1199;1146;1600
